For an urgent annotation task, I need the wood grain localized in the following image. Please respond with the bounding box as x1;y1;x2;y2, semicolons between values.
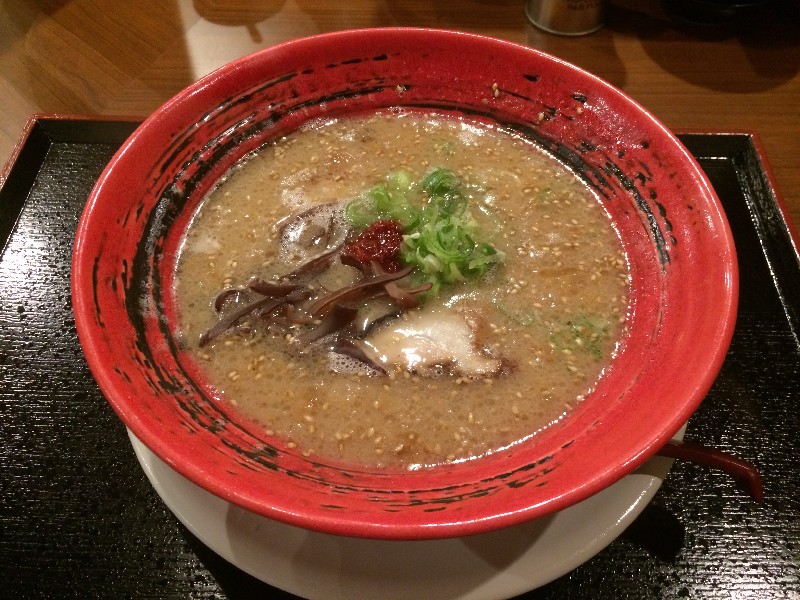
1;0;798;225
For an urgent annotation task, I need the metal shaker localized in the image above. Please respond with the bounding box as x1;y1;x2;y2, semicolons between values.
525;0;607;36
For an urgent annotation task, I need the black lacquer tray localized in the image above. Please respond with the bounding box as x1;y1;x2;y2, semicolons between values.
1;117;798;599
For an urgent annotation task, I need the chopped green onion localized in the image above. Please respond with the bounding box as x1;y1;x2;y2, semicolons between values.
550;314;611;359
344;168;504;296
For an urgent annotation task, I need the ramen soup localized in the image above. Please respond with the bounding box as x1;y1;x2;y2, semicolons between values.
173;110;630;470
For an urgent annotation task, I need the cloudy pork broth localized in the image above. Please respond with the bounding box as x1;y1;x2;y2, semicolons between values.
173;110;629;470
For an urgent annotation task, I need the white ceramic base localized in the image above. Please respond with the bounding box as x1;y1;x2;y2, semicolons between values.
130;429;681;600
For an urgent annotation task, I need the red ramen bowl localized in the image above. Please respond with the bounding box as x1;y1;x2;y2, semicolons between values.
72;28;737;540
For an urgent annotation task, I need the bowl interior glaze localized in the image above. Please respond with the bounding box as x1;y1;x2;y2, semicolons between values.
72;28;737;540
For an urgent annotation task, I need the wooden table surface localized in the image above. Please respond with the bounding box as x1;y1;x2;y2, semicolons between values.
1;0;798;226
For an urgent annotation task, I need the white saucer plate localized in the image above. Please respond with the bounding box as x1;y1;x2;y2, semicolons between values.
130;429;681;600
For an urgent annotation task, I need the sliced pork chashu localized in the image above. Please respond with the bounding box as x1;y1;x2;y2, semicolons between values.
359;306;505;377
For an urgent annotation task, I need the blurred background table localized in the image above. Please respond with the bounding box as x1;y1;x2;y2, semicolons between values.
1;2;799;599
